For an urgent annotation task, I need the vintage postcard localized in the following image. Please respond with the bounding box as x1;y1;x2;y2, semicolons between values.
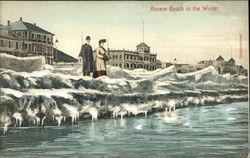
0;1;249;158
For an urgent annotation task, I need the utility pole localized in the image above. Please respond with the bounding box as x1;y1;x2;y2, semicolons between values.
107;38;111;59
142;21;144;42
230;46;232;58
239;34;243;59
81;32;83;45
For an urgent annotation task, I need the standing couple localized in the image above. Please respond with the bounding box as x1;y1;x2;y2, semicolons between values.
79;36;109;78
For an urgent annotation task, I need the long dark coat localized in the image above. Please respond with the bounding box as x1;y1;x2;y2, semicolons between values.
79;44;94;72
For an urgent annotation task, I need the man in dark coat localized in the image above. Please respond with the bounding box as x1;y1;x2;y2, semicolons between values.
79;36;94;76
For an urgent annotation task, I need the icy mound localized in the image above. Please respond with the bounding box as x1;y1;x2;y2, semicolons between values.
0;64;248;133
176;66;248;84
0;54;45;72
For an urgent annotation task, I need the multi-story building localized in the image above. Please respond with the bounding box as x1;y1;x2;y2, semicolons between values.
106;42;161;71
0;17;54;64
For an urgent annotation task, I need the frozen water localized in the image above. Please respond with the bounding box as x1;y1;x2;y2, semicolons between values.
0;63;248;132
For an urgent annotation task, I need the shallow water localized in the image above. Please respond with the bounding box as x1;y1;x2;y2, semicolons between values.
0;102;248;158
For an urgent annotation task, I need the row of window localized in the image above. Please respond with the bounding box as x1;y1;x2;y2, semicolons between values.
0;39;53;54
24;44;53;54
12;31;53;42
110;63;157;70
110;53;156;62
0;39;19;49
112;64;122;67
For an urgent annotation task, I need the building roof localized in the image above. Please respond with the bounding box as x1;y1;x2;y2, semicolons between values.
228;58;235;63
1;20;54;35
216;55;224;61
109;49;138;53
53;48;78;63
136;42;150;48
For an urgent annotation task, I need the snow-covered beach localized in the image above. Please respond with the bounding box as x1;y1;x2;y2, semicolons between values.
0;60;248;134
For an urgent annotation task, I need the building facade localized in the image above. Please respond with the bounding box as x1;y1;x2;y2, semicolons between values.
106;42;161;71
0;17;54;64
198;55;247;75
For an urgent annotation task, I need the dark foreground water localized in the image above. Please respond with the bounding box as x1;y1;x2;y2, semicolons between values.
0;102;248;158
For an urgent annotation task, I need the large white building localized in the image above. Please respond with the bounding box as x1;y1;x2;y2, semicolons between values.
106;42;161;71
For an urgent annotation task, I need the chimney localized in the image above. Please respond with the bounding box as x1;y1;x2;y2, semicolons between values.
7;20;10;26
34;23;36;26
20;17;23;21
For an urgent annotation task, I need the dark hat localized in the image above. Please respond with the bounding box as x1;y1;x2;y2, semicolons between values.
86;36;91;40
99;39;106;45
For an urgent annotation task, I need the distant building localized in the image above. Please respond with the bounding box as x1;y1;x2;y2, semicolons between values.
198;55;247;75
53;48;78;66
198;59;213;66
161;62;173;69
162;62;206;73
235;65;248;76
107;42;161;71
212;56;236;74
0;17;54;64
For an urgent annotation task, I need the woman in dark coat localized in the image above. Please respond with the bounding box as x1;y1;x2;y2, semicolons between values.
79;36;94;76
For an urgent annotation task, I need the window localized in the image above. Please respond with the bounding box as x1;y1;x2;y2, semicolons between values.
16;42;18;49
24;44;28;50
8;41;11;48
32;34;34;39
0;40;3;47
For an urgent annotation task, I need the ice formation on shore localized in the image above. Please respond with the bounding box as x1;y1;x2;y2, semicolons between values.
0;63;248;133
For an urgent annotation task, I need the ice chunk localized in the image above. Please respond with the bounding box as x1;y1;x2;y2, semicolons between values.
26;108;40;126
0;53;45;72
1;88;24;98
55;116;64;126
0;112;11;134
122;104;139;116
28;89;73;99
13;112;23;127
88;107;98;121
62;104;79;124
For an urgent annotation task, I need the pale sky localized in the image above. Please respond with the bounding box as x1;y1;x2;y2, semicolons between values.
0;1;248;68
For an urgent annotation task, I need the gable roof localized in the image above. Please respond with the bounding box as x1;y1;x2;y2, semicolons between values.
136;42;150;48
53;48;78;63
1;20;54;35
216;55;224;61
228;58;235;63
